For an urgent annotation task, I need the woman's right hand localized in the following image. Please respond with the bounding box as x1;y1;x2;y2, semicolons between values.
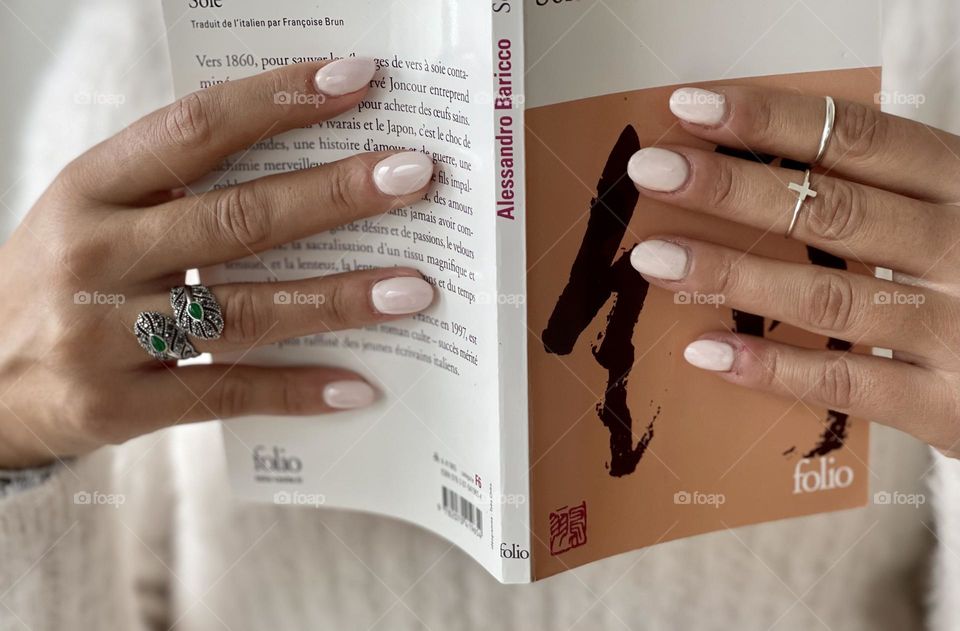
0;58;436;469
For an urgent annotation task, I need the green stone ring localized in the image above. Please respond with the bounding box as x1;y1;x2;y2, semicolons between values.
133;312;199;361
170;284;224;340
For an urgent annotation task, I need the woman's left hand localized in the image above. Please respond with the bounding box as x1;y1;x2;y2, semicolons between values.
626;85;960;456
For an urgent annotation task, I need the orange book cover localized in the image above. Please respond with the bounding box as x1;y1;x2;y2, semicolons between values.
525;70;877;579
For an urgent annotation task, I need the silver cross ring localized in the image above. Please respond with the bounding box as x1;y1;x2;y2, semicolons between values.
785;169;818;238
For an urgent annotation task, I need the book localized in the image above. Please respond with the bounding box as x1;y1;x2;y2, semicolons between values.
161;0;881;583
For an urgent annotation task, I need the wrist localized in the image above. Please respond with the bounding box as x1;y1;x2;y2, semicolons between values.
0;426;63;470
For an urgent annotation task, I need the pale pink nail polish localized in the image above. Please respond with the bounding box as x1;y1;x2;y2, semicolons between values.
323;380;376;409
313;57;377;97
373;152;434;196
371;277;434;315
683;340;736;372
627;148;690;192
630;240;689;280
670;88;727;126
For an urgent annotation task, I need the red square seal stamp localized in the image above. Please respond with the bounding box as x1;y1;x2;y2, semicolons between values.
549;501;587;556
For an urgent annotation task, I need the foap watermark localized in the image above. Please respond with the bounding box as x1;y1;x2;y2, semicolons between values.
875;90;926;109
73;491;126;508
476;291;526;307
74;291;126;308
274;290;327;308
274;91;327;107
499;493;527;506
671;88;725;109
474;90;528;107
674;291;726;308
273;490;326;508
873;491;926;508
874;290;925;308
673;490;726;508
74;90;126;108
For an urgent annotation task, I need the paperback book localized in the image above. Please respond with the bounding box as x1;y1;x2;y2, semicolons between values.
162;0;881;583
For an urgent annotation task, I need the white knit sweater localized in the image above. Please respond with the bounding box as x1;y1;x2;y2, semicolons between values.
1;1;956;629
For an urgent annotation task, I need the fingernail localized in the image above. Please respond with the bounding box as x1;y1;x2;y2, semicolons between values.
683;340;736;372
373;152;434;196
323;380;376;409
627;148;690;192
670;88;727;126
371;277;434;315
630;240;689;280
313;57;377;97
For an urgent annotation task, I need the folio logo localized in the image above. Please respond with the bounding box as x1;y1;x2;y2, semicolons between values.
253;445;303;474
792;457;854;495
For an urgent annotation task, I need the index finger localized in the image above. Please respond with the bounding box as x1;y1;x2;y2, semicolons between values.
668;85;960;203
65;58;377;204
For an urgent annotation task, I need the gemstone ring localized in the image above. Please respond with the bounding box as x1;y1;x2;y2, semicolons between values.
170;284;224;340
133;312;200;361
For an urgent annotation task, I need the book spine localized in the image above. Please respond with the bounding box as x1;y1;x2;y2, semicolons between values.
491;0;531;584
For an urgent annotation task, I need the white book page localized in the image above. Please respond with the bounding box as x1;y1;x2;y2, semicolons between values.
162;0;510;580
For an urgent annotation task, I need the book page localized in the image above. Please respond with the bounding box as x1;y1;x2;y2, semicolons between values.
162;0;515;581
523;0;881;579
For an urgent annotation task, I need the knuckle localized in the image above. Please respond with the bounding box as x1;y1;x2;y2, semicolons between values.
323;282;354;329
804;179;865;243
745;93;780;141
712;253;742;300
322;162;365;216
752;345;782;391
212;185;271;249
813;357;857;410
709;159;740;211
59;230;114;279
279;377;308;415
54;158;95;199
264;70;293;114
222;290;269;345
215;374;255;418
163;91;214;150
833;102;885;162
801;272;857;334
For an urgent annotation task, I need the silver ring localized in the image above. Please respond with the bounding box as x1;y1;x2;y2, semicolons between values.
171;284;224;340
133;312;199;361
786;169;818;238
813;96;836;165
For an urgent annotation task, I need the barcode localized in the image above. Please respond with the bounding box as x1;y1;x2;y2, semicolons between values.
441;486;482;536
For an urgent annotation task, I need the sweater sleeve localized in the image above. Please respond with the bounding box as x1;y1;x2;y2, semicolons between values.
0;462;65;499
0;450;145;630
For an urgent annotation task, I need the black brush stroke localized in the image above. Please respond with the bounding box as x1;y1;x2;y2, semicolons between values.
542;126;653;477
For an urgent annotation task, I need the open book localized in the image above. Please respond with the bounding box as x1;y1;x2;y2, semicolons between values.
161;0;881;583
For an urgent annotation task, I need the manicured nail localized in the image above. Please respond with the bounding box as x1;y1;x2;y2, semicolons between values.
371;277;434;315
683;340;736;372
373;152;434;196
630;240;689;280
323;380;376;409
670;88;727;126
627;148;690;192
313;57;377;97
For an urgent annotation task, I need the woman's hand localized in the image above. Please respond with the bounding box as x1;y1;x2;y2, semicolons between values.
0;59;436;468
627;85;960;456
